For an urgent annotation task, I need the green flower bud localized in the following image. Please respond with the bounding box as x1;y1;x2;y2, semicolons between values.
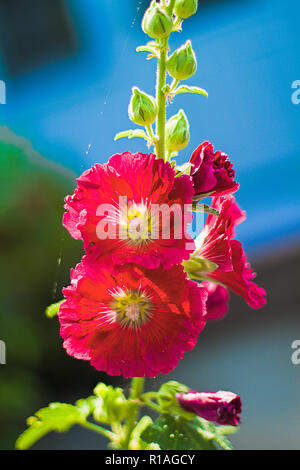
166;109;190;152
93;383;128;424
128;87;158;126
142;1;173;39
174;0;198;19
167;40;197;80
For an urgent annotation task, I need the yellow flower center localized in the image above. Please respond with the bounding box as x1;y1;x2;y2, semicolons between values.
119;202;152;244
111;289;152;328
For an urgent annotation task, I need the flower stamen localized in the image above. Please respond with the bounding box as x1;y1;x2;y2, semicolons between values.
111;289;153;328
119;202;152;245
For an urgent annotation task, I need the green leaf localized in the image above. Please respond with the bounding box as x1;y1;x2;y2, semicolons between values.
141;414;218;450
141;414;237;451
114;129;151;142
172;85;208;98
130;416;159;450
196;418;238;450
16;403;87;450
136;45;159;59
45;300;63;319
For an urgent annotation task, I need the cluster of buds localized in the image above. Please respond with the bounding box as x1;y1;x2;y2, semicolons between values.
118;0;203;159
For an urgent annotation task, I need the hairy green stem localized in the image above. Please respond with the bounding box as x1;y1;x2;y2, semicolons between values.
116;1;177;450
156;38;168;160
122;377;145;449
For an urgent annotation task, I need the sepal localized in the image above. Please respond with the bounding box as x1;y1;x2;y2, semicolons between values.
156;381;194;419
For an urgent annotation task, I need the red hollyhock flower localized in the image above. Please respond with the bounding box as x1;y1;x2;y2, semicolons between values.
63;152;195;269
202;281;229;321
189;141;239;199
176;390;242;426
58;257;208;378
193;195;266;309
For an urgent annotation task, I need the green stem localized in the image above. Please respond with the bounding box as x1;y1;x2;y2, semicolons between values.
170;78;180;92
81;420;116;441
122;377;145;449
167;0;176;16
142;398;162;413
156;38;168;160
146;124;156;145
173;16;182;29
166;149;172;161
142;391;158;400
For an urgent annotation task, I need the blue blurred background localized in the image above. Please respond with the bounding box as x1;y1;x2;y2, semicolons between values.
0;0;299;450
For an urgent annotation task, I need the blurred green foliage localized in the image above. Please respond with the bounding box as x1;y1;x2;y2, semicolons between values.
0;128;90;449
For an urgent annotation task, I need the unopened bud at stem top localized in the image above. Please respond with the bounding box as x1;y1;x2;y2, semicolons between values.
142;1;173;39
167;40;197;80
166;109;190;152
174;0;198;19
128;87;158;126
